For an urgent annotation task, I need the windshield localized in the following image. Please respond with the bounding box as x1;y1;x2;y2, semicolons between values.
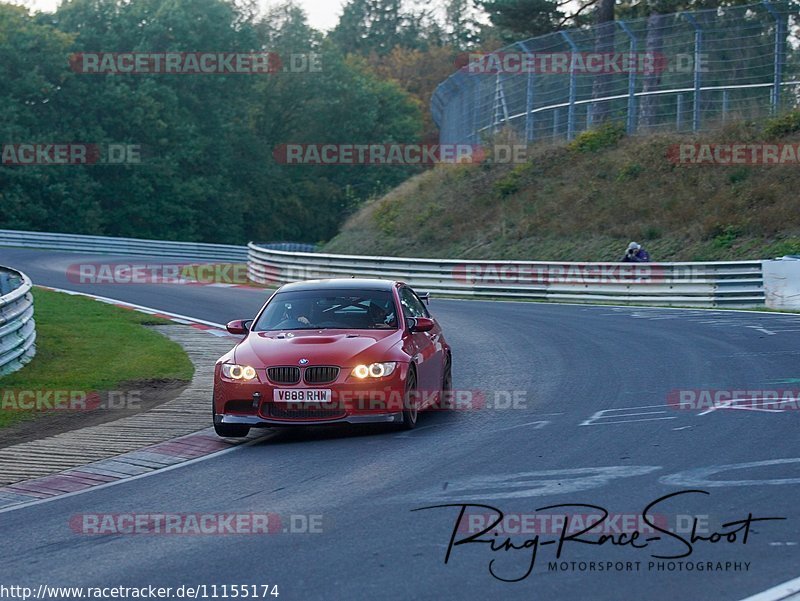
253;289;399;331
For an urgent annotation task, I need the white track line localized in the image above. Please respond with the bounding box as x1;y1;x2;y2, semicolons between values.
440;296;800;317
739;575;800;601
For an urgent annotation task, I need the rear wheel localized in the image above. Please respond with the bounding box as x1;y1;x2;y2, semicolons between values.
401;369;419;430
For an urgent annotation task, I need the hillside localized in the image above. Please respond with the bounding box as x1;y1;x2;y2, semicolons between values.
324;114;800;262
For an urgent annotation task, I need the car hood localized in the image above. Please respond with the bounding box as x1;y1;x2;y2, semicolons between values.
234;329;403;368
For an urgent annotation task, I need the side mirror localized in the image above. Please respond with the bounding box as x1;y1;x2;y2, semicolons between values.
408;317;435;333
226;319;252;336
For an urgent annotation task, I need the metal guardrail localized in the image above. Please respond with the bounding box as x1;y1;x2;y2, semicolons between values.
248;243;766;308
0;229;248;262
254;242;319;253
0;266;36;377
0;229;767;308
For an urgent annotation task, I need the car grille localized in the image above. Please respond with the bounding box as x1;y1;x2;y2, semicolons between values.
267;367;301;384
304;366;340;384
266;404;346;420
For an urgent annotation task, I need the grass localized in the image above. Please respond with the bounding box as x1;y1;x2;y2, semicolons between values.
324;112;800;262
0;288;194;428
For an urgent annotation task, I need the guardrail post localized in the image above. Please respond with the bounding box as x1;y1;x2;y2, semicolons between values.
681;13;703;132
763;1;785;114
518;41;536;142
617;20;638;134
560;31;579;140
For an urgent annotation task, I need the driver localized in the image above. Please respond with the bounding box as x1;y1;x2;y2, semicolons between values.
367;301;388;327
286;300;314;326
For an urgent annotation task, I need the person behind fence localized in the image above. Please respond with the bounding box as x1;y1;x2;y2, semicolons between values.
621;242;651;263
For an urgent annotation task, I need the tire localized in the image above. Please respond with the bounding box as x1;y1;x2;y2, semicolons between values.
401;368;419;430
214;422;251;438
441;355;453;410
213;401;250;438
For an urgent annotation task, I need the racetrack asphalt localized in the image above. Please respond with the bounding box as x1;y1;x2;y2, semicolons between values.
1;247;799;601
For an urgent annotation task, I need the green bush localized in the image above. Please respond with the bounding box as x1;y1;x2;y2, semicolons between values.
373;200;402;236
728;168;749;185
493;162;530;197
764;111;800;138
711;225;741;249
568;122;626;153
617;162;643;182
770;237;800;257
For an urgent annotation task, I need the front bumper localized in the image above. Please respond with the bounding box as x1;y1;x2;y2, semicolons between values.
213;362;410;426
215;412;404;427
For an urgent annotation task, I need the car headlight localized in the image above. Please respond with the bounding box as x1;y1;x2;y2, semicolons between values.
221;363;258;381
351;362;397;379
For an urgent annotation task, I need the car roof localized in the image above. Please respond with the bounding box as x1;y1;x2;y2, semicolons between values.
277;278;401;293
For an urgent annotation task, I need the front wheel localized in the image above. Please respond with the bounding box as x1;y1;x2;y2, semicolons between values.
401;369;419;430
213;402;250;438
214;422;251;438
441;355;453;410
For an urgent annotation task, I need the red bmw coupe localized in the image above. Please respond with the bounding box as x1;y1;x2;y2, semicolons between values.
212;279;452;437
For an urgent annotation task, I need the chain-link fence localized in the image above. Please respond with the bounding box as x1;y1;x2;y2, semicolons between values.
432;1;799;144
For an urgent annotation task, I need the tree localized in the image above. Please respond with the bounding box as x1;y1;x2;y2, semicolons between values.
444;0;481;49
0;0;426;245
330;0;406;55
477;0;564;41
590;0;616;124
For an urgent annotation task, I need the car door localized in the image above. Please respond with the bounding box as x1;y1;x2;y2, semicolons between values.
398;286;442;398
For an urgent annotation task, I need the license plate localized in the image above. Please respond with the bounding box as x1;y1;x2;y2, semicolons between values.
274;389;332;403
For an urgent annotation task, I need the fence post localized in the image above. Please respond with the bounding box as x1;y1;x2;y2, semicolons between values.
553;109;561;139
472;76;481;143
763;1;785;114
722;89;729;122
518;41;535;142
681;13;703;132
617;20;638;134
560;30;579;140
